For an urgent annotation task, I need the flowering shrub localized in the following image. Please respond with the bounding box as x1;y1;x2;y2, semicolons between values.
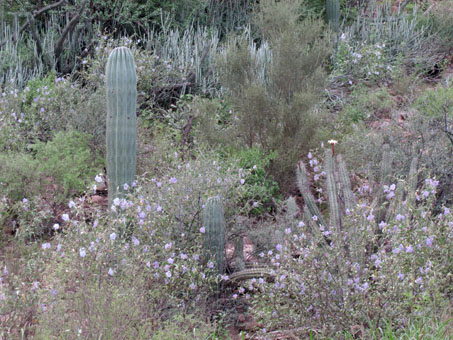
0;151;248;337
247;177;452;338
333;34;392;83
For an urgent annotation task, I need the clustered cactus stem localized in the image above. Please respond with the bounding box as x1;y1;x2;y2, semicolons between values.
105;46;137;207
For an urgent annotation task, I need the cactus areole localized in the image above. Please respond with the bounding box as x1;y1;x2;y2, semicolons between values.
105;47;137;206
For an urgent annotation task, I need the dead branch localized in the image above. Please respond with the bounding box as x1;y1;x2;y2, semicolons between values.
0;0;67;48
54;0;89;60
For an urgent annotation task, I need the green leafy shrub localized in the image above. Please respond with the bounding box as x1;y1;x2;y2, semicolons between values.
234;147;281;216
30;130;103;201
213;0;331;189
340;85;394;125
0;152;39;201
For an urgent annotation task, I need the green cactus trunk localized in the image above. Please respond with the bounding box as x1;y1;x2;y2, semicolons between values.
203;196;226;274
105;46;137;206
296;160;328;230
325;149;342;233
326;0;340;32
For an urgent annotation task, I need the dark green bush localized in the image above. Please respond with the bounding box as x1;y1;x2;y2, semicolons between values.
30;130;103;201
213;0;331;189
234;147;281;216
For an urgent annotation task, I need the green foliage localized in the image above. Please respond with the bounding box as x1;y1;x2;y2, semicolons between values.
0;152;39;201
215;0;331;189
235;147;281;216
22;73;56;107
30;130;103;201
333;37;392;83
340;85;394;124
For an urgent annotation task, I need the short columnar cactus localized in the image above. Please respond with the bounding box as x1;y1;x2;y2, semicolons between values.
202;196;226;274
105;46;137;206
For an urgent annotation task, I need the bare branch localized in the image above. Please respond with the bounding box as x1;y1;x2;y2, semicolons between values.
54;0;89;60
0;0;67;48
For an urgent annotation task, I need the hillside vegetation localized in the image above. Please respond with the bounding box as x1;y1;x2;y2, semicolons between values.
0;0;452;339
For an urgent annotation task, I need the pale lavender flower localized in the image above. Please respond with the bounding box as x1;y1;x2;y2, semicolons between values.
95;175;103;183
378;221;387;229
42;242;51;250
79;248;86;258
68;200;75;208
110;232;117;241
207;261;214;269
406;245;414;253
164;242;172;251
165;271;172;278
62;214;69;222
199;227;206;233
132;236;140;246
276;244;282;252
108;268;114;276
169;177;177;184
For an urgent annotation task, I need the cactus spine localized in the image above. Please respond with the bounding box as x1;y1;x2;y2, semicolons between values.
326;0;340;32
105;47;137;206
202;196;226;274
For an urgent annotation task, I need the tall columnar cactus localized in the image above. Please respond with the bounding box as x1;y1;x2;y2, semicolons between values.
326;0;340;32
202;196;226;274
105;46;137;206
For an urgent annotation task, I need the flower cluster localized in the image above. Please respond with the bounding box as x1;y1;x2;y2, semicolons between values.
248;177;452;337
333;34;392;83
